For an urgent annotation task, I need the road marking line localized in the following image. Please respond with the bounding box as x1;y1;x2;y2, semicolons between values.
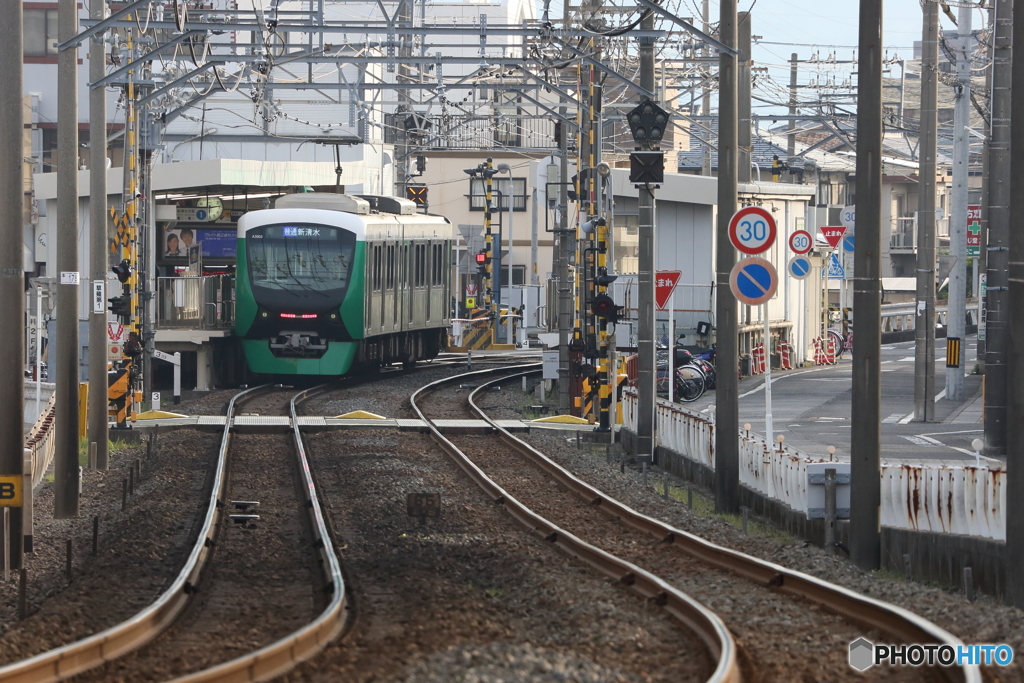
738;366;832;398
882;413;903;423
914;434;1001;460
897;356;915;362
898;412;915;424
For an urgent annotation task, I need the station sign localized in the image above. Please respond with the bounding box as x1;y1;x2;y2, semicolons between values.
728;207;777;255
729;257;778;306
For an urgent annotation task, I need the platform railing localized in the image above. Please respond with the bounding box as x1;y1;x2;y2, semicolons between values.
156;276;235;329
622;390;1005;540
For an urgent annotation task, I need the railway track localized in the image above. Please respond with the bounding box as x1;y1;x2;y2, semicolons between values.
410;366;983;683
0;384;345;683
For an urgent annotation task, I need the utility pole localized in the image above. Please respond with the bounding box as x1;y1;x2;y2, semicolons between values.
557;120;573;414
850;0;883;571
635;9;657;462
1005;0;1024;610
737;12;751;185
55;0;81;518
984;0;1010;455
714;0;739;513
946;4;971;401
0;0;25;566
700;0;712;176
914;0;938;422
88;0;109;470
787;53;798;158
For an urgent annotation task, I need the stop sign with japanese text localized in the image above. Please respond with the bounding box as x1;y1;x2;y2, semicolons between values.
655;270;682;310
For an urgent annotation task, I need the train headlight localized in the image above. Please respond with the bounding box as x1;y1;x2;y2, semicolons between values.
262;312;268;318
330;313;337;319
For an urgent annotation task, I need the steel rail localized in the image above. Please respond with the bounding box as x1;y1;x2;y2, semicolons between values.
469;369;983;683
165;381;348;683
0;384;273;683
409;365;740;683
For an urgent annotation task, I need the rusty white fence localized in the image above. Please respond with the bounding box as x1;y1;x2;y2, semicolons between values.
622;389;1006;541
24;392;56;489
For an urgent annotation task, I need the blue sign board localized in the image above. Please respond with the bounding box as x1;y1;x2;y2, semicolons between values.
787;256;812;280
842;234;855;253
729;257;778;306
827;253;845;279
199;229;236;258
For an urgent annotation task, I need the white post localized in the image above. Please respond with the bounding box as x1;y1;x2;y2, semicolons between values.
152;392;161;411
173;352;182;404
36;285;42;417
763;302;774;443
668;289;675;403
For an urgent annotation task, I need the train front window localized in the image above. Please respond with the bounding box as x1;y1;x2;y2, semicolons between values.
248;224;356;292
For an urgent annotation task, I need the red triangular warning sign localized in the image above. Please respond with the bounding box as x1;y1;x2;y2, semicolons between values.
655;270;682;310
819;225;847;249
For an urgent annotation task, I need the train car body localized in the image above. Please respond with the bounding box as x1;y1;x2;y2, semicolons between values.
236;193;452;376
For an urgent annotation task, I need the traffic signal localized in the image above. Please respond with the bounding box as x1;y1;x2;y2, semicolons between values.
590;293;623;323
415;155;426;174
108;295;131;322
407;185;428;207
626;98;670;147
475;250;488;276
112;259;132;284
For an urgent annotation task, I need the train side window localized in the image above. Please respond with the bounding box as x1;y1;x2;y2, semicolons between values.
431;243;443;286
414;243;426;288
372;244;383;291
386;243;395;289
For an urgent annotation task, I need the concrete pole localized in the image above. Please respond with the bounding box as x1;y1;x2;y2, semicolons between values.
984;0;1010;455
714;0;739;513
530;187;539;285
850;0;883;571
0;0;25;567
55;0;81;518
88;0;109;470
1004;0;1024;610
914;1;938;422
787;53;798;159
636;10;657;462
737;12;751;185
557;121;572;413
945;4;971;401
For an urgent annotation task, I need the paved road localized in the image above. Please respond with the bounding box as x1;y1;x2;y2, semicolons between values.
684;335;1000;468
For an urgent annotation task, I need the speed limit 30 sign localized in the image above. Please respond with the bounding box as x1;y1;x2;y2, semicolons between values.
788;229;813;255
728;206;777;255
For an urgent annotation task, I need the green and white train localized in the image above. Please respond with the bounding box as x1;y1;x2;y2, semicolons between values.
235;193;453;376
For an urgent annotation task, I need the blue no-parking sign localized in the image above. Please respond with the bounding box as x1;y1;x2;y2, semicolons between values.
842;234;855;252
729;257;778;305
788;256;812;280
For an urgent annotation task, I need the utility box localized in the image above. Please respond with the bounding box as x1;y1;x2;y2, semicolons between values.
806;462;851;519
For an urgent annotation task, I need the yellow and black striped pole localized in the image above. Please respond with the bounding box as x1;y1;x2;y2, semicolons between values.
483;157;495;345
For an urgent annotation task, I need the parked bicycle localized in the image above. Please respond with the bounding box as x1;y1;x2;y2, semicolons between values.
656;338;716;403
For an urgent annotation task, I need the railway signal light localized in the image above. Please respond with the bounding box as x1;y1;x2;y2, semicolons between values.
629;151;665;185
591;293;623;323
415;155;426;174
407;185;428;207
594;267;617;287
112;259;132;284
108;295;131;322
627;98;670;147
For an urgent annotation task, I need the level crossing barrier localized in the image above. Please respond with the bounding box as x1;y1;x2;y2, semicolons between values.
622;390;1005;541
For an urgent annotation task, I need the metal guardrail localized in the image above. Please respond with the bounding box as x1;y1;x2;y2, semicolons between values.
157;276;234;330
474;370;977;683
411;366;741;683
880;302;979;333
622;390;1006;541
